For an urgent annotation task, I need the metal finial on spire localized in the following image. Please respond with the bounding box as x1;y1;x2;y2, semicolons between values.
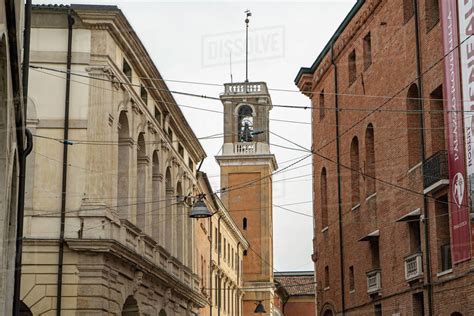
245;9;251;83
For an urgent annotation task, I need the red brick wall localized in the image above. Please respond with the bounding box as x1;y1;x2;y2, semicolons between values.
284;299;315;316
298;0;474;315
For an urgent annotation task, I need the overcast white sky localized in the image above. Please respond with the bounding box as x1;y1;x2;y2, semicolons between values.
34;0;356;271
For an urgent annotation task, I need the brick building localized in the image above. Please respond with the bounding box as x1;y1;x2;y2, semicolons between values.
296;0;474;315
274;271;316;316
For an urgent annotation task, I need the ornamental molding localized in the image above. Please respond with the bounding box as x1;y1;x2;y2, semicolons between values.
312;0;382;85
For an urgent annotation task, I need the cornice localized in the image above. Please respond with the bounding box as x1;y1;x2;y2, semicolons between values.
295;0;382;87
72;7;206;163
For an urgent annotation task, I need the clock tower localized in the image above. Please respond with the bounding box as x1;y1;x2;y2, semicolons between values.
216;82;278;315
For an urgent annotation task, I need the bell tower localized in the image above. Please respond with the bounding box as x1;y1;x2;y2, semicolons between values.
216;81;278;315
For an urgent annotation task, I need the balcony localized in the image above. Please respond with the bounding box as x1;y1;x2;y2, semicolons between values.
423;150;449;194
405;253;423;281
221;142;271;156
366;269;382;294
222;82;268;95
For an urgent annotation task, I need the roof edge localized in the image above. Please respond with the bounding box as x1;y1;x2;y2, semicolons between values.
294;0;366;85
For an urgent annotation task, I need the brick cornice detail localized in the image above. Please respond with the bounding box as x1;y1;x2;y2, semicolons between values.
312;0;382;86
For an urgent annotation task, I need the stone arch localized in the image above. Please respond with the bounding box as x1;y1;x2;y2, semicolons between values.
159;309;167;316
122;295;139;316
321;302;336;316
236;104;255;142
117;111;130;219
136;132;147;230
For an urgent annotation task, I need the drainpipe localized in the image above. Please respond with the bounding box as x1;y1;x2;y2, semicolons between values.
209;216;213;316
236;241;241;316
13;0;33;314
217;216;222;316
56;11;74;316
413;1;433;315
331;42;346;315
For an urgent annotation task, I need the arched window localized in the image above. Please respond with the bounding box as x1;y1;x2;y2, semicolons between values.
159;310;167;316
243;217;248;230
152;151;160;241
122;296;139;316
407;84;422;168
237;105;254;142
117;112;130;219
350;137;360;207
137;133;146;230
365;124;375;196
320;168;328;228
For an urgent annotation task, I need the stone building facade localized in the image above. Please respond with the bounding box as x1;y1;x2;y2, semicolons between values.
296;0;474;315
195;171;248;316
21;4;207;315
0;0;26;314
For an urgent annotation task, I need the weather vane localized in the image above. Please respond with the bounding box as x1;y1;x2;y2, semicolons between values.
245;10;252;83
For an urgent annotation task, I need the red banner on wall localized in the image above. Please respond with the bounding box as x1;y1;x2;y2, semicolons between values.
440;0;472;264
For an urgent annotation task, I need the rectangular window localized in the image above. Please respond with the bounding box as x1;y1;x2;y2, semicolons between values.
371;240;380;268
215;228;218;251
348;49;357;86
409;220;422;253
140;84;148;104
319;90;325;120
154;106;161;125
430;86;445;152
123;58;132;82
167;127;173;142
324;266;329;288
413;292;425;315
349;266;355;292
403;0;414;24
435;195;452;271
425;0;440;32
178;143;184;157
363;32;372;70
374;304;382;316
188;158;194;172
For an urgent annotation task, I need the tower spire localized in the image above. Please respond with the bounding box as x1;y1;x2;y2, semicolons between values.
245;9;251;83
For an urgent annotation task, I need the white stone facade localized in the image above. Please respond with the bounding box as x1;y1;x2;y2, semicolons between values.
22;4;207;315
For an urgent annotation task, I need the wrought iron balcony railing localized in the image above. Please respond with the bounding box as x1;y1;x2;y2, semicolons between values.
423;150;448;190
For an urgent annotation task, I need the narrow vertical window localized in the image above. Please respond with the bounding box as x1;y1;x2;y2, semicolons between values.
350;137;360;207
122;58;132;82
319;90;325;120
321;168;328;229
426;0;440;32
324;266;330;289
365;124;375;196
407;84;422;168
237;105;254;142
348;49;357;85
403;0;414;24
140;84;148;104
430;86;445;152
243;217;248;230
154;106;161;125
363;32;372;70
349;266;355;292
436;195;452;271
